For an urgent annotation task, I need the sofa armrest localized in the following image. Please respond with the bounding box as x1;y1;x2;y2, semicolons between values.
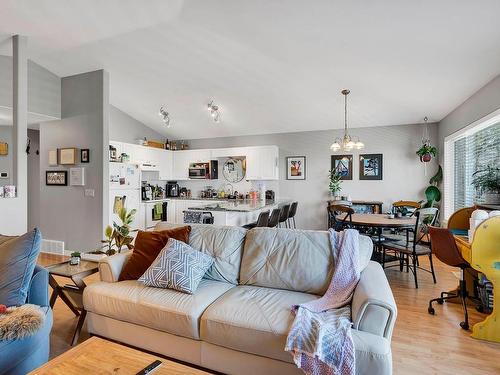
352;261;397;340
98;251;132;283
26;265;49;306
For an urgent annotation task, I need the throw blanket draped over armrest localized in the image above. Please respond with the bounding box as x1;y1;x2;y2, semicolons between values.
285;229;360;375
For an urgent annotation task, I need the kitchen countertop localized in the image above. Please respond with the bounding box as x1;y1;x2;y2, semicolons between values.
142;197;262;203
186;199;291;213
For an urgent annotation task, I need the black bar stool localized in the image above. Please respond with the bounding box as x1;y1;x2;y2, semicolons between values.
278;204;291;228
268;208;281;228
287;202;298;229
243;210;270;229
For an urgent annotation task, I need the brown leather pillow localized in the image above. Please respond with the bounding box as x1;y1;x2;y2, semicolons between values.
118;226;191;281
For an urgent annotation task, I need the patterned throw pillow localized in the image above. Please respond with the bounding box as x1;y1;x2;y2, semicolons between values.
139;238;214;294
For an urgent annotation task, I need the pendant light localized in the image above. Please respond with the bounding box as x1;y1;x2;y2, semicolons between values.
330;89;364;152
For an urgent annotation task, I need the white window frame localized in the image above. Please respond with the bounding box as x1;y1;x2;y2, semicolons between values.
443;108;500;219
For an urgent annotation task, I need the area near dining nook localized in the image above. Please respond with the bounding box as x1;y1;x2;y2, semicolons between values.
2;3;500;375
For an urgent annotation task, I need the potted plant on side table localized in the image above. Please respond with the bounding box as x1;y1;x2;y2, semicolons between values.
472;166;500;205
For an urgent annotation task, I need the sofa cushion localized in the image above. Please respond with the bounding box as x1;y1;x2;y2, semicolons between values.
119;226;191;281
200;285;318;363
0;229;42;306
188;224;247;285
139;238;214;294
240;228;372;294
83;279;233;340
154;223;247;285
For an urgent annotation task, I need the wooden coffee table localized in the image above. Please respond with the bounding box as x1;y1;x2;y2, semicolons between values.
29;337;212;374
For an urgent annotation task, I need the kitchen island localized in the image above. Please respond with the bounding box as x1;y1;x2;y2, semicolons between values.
185;199;291;226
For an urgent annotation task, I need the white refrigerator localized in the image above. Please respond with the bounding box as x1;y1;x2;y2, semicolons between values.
109;163;144;231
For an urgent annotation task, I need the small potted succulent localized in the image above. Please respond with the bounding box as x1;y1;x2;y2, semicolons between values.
69;251;81;266
328;170;343;198
472;166;500;204
416;143;437;163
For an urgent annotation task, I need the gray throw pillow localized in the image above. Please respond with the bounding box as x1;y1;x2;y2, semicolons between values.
139;238;214;294
0;228;42;306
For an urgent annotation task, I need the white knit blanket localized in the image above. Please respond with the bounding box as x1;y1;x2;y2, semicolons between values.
285;229;360;375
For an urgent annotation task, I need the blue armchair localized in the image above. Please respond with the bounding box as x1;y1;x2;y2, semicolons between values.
0;265;53;375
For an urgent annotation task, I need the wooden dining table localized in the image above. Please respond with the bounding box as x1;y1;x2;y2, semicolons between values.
347;213;416;229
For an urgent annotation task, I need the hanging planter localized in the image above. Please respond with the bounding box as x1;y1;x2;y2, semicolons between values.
416;143;437;163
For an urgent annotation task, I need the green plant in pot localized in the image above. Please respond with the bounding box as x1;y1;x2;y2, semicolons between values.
112;207;136;253
472;166;500;204
416;143;437;163
328;169;343;198
70;251;81;266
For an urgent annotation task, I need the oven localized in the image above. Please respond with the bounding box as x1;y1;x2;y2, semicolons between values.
145;201;168;229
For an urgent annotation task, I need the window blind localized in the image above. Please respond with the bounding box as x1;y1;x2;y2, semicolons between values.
444;122;500;218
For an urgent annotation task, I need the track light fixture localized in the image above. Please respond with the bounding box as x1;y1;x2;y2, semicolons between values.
158;106;171;128
207;100;221;123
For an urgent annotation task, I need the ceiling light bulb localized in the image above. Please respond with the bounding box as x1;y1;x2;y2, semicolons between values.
355;141;364;149
330;142;341;151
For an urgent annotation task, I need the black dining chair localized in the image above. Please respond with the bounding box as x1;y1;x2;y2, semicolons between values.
287;202;298;229
381;207;439;288
268;208;281;228
327;204;354;231
242;210;270;229
278;204;291;228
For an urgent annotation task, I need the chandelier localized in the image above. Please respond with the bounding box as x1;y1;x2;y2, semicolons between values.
330;89;364;152
207;100;221;123
158;106;171;128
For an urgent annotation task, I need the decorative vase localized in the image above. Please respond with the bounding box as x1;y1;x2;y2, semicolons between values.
484;192;500;205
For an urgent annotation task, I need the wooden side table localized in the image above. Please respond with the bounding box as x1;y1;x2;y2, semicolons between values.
47;260;99;346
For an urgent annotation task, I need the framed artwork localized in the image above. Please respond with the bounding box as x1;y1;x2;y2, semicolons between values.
359;154;383;180
59;148;77;165
331;155;353;180
286;156;306;180
81;148;90;163
48;150;58;166
46;171;68;186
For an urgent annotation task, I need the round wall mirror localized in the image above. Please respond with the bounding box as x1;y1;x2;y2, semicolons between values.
223;158;246;183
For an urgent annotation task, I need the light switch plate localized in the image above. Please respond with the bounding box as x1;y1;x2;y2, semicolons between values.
84;189;95;197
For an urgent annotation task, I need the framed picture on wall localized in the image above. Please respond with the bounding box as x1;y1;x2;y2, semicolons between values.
46;171;68;186
48;150;58;166
286;156;306;180
331;155;353;180
59;148;77;165
359;154;383;180
81;148;90;163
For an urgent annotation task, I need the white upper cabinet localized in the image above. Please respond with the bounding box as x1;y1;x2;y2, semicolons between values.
244;146;279;180
211;147;247;158
158;149;173;180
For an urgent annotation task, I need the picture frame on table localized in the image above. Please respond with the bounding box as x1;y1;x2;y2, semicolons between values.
286;156;306;180
359;154;383;180
81;148;90;163
46;171;68;186
59;148;77;165
331;155;353;180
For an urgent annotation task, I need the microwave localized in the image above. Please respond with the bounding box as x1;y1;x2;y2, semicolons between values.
188;161;218;179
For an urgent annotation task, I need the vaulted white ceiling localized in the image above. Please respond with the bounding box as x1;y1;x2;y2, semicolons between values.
1;0;500;139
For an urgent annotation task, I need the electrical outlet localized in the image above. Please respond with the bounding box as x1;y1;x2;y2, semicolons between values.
85;189;95;197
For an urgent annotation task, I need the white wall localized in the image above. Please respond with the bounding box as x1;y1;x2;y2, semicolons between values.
438;74;500;158
27;129;40;230
186;123;438;230
39;70;109;251
0;55;61;118
109;105;164;144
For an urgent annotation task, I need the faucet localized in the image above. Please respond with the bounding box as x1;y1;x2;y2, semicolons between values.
225;183;234;196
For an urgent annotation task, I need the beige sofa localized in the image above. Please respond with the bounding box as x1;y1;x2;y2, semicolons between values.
83;225;397;375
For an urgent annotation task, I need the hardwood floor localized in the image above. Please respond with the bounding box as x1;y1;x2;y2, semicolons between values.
38;254;500;374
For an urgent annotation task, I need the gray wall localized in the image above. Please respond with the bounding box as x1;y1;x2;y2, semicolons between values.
40;70;109;251
27;129;40;230
0;125;13;186
438;74;500;154
187;123;438;230
109;105;164;143
0;55;61;118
